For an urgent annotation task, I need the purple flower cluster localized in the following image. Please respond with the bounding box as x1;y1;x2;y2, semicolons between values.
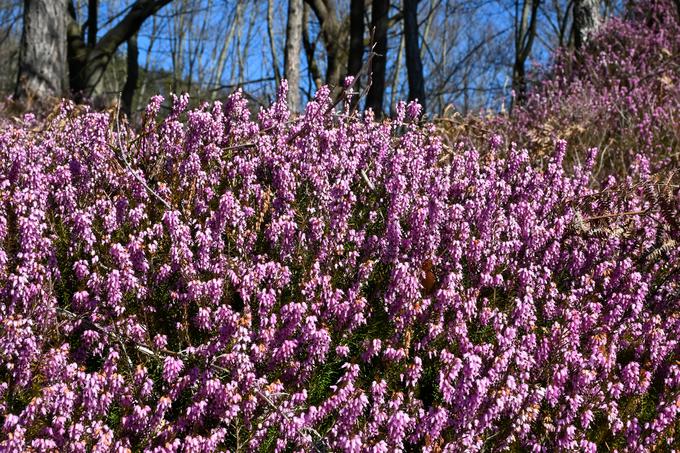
1;5;679;450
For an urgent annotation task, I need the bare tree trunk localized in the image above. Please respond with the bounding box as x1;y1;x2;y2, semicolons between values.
304;0;346;88
210;2;243;99
235;5;247;85
511;0;540;108
324;34;343;88
87;0;96;48
512;59;526;103
237;3;259;86
347;0;365;77
347;0;365;108
137;15;158;105
121;32;138;118
268;0;282;86
404;0;425;110
420;0;435;60
365;0;389;117
186;0;211;95
302;3;322;90
285;0;303;112
170;0;187;93
573;0;600;50
389;28;404;114
15;0;68;104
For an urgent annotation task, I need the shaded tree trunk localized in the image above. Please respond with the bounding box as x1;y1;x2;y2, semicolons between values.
267;0;281;86
87;0;97;48
285;0;303;112
404;0;425;110
511;0;540;107
347;0;365;108
302;3;323;90
324;30;343;88
573;0;600;50
121;32;138;118
15;0;68;104
365;0;389;117
512;59;526;103
389;28;404;113
304;0;346;88
347;0;365;77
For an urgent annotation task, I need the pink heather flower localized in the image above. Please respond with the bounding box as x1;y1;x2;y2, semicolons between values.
406;101;422;121
343;75;355;88
153;334;168;350
335;345;350;358
162;357;184;383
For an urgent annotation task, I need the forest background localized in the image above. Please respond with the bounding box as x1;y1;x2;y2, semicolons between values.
2;0;616;117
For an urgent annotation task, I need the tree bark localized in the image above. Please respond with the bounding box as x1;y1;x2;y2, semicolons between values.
347;0;365;108
285;0;303;112
512;59;526;104
209;2;243;100
304;0;346;88
268;0;281;86
365;0;389;117
389;29;404;113
347;0;365;77
404;0;425;110
121;32;138;118
511;0;540;107
573;0;600;50
87;0;97;48
302;3;323;90
15;0;68;104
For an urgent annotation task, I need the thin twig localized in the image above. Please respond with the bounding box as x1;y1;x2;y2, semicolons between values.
222;33;379;154
583;208;650;222
360;169;375;191
112;92;172;211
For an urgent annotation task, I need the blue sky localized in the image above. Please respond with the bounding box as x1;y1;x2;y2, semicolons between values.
84;0;578;113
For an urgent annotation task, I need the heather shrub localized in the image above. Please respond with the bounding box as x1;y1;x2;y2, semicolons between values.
1;70;679;452
487;0;680;179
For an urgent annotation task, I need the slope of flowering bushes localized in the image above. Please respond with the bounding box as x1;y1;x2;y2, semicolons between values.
1;74;679;451
492;0;680;179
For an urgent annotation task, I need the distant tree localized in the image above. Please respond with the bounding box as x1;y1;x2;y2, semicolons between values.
285;0;303;111
304;0;347;88
0;2;21;94
404;0;425;110
346;0;365;108
121;32;138;118
512;0;540;106
15;0;171;105
67;0;172;100
15;0;68;104
208;2;245;100
302;2;323;91
573;0;600;50
347;0;365;78
365;0;390;117
268;0;282;86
